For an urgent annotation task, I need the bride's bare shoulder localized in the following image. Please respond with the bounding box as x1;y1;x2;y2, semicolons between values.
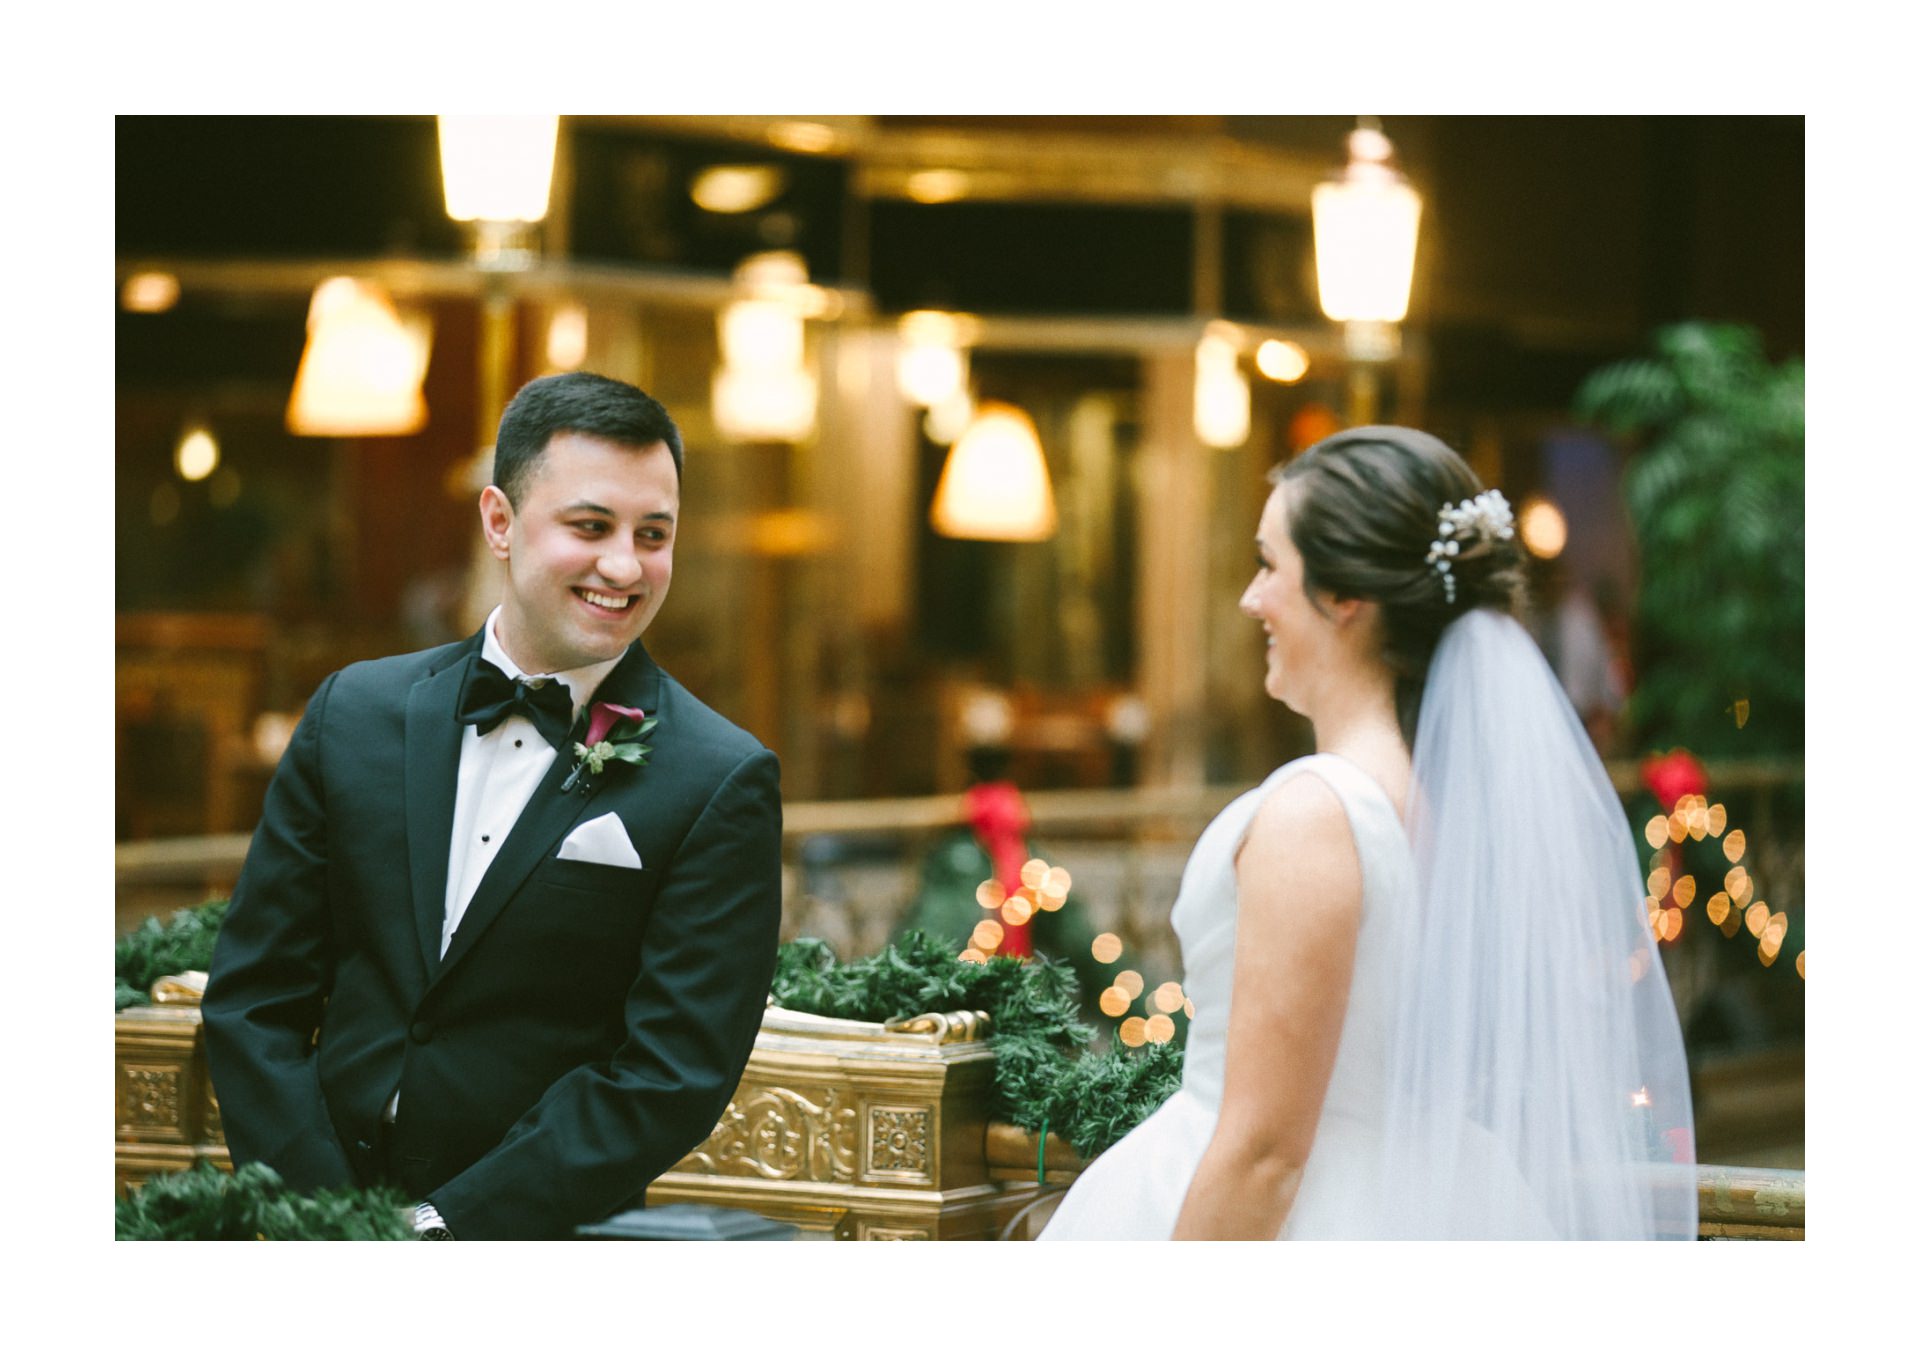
1237;766;1358;875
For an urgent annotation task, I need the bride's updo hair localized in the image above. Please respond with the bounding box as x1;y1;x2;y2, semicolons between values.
1274;425;1525;744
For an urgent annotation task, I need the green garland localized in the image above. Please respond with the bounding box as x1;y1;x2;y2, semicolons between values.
116;1161;413;1241
116;898;228;1010
772;932;1184;1158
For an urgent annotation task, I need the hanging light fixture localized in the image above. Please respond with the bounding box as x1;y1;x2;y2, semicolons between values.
1313;119;1421;326
929;401;1057;541
437;115;559;269
712;252;818;443
1193;325;1250;449
286;277;432;437
437;115;559;223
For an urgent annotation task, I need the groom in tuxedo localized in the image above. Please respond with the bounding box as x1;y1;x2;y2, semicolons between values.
204;371;782;1239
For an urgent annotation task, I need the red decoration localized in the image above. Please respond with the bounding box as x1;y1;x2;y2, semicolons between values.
1640;748;1708;811
964;781;1034;958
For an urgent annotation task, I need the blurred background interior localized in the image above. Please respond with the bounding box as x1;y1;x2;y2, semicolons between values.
115;114;1804;1166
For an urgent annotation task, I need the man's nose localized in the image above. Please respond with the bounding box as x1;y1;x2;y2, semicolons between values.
597;546;642;587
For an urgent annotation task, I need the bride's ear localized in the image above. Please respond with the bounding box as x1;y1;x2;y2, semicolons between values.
1327;593;1370;629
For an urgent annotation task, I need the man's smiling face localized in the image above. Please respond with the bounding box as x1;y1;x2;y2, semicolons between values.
480;430;679;675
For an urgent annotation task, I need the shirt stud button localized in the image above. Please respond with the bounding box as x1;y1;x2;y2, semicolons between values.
481;834;491;843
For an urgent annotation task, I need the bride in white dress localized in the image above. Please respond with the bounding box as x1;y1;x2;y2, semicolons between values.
1041;427;1695;1240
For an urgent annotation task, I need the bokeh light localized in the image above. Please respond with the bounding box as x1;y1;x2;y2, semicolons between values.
1723;830;1746;864
1725;866;1752;904
958;947;987;964
975;880;1005;910
1707;803;1728;837
1091;933;1123;965
1153;982;1185;1014
1647;866;1671;900
122;271;180;313
1254;339;1310;383
1020;858;1048;889
1517;497;1568;560
174;427;219;482
1796;952;1805;979
1145;1014;1177;1043
1706;892;1732;926
1099;987;1131;1018
1645;817;1670;850
1672;875;1696;908
1118;1017;1148;1047
1744;903;1769;938
1001;895;1033;927
1115;970;1144;1000
972;919;1004;952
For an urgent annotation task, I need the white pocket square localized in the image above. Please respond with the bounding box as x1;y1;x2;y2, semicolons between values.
557;812;642;869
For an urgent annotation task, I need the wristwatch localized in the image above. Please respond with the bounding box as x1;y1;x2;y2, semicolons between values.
412;1201;456;1240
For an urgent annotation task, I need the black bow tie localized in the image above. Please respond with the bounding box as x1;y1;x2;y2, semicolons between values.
456;657;576;750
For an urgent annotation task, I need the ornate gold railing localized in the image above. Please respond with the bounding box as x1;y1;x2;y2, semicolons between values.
119;981;1801;1240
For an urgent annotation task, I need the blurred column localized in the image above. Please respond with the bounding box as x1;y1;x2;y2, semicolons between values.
1136;349;1210;789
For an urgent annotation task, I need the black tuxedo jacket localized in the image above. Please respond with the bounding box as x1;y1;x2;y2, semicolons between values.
202;630;782;1239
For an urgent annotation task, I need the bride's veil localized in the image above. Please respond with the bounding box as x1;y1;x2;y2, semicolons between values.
1378;608;1697;1238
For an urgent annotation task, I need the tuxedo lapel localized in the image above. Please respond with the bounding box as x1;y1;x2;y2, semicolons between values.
431;641;665;985
404;639;481;976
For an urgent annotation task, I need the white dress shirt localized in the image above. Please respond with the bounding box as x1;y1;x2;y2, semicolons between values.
386;608;622;1128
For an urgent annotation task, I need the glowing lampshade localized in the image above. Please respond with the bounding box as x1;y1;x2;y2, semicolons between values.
1312;124;1422;324
286;278;431;437
930;402;1057;541
712;366;817;443
897;311;971;408
437;115;559;223
721;299;805;372
712;301;814;442
1194;333;1250;449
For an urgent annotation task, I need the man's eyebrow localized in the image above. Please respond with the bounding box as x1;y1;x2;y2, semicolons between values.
560;500;676;524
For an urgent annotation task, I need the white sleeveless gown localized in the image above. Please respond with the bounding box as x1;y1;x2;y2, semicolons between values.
1039;754;1416;1240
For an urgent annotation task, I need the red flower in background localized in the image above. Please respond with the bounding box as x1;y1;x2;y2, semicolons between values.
1640;748;1708;811
966;782;1035;958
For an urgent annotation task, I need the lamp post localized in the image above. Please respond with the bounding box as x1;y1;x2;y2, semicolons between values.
1312;118;1422;426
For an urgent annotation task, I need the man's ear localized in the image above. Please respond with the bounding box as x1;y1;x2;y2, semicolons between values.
479;486;514;562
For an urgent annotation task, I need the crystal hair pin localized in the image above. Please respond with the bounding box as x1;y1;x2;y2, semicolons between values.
1426;489;1515;604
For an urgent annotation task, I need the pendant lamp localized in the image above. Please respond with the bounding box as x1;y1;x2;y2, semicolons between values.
930;401;1057;541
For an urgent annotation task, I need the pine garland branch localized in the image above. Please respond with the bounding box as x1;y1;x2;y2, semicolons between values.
116;1161;413;1241
772;932;1181;1158
115;898;229;1009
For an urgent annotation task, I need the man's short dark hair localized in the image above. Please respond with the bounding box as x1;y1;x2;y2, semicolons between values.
492;371;685;506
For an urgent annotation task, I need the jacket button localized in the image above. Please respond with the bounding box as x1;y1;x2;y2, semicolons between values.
409;1021;434;1043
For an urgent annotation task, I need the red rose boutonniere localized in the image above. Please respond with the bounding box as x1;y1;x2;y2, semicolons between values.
561;702;657;794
